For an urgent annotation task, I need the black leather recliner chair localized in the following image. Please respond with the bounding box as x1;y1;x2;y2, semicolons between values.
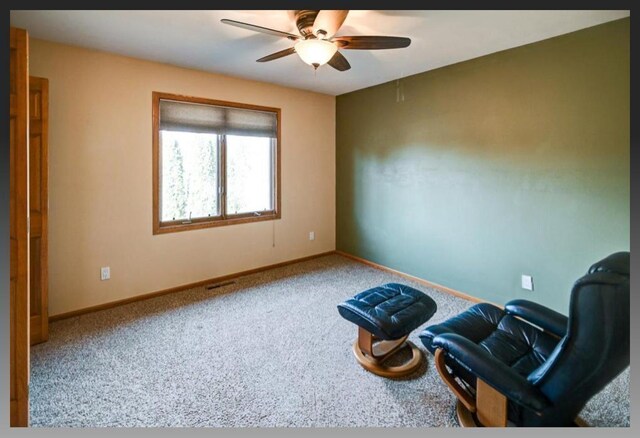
419;251;630;427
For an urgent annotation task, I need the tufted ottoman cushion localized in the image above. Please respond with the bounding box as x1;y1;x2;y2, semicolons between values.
338;283;437;340
337;282;438;377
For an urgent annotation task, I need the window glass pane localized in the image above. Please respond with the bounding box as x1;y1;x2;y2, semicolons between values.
161;131;219;221
226;135;273;215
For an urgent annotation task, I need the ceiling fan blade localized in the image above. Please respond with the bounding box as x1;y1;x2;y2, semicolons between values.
221;19;299;40
256;47;296;63
327;51;351;71
333;36;411;50
312;10;349;38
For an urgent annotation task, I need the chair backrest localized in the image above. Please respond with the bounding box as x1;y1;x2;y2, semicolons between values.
525;251;630;426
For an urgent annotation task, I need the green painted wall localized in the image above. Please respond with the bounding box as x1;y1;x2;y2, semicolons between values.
336;18;629;313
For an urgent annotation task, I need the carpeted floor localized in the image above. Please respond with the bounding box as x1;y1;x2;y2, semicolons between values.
30;254;630;427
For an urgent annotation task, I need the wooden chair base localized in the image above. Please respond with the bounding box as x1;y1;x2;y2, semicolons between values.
455;400;589;427
435;347;590;428
456;399;482;427
455;399;512;427
351;327;423;378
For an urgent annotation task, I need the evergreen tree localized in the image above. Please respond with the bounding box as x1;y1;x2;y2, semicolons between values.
207;139;218;213
192;137;218;216
166;139;187;219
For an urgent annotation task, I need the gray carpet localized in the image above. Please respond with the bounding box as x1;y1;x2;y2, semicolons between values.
30;254;630;427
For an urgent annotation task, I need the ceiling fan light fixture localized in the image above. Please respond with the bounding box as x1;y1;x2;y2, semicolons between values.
294;39;337;67
221;11;411;73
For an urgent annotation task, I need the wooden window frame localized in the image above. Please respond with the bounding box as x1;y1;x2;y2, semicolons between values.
152;91;281;235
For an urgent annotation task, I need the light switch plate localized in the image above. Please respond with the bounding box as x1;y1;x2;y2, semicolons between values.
521;274;533;291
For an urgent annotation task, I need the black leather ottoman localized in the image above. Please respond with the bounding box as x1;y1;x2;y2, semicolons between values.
337;283;437;377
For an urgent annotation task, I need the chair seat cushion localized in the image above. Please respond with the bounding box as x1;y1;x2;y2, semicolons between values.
337;283;437;340
420;303;560;377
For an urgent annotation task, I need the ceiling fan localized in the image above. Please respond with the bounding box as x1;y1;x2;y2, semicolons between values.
221;10;411;71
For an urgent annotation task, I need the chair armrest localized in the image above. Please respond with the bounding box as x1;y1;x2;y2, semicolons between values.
505;299;568;338
432;333;551;414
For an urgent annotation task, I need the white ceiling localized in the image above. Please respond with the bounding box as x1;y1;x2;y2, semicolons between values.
10;10;629;96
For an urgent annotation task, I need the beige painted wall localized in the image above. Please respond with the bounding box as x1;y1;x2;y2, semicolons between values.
29;39;336;316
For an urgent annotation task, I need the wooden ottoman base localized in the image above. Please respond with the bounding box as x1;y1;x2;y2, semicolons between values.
352;327;423;378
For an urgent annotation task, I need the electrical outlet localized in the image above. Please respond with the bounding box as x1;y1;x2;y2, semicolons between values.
309;231;315;241
521;274;533;291
101;266;110;281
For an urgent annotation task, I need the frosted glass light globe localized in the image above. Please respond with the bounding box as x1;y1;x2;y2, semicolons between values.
294;39;338;67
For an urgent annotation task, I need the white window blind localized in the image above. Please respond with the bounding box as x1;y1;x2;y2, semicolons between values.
159;99;277;138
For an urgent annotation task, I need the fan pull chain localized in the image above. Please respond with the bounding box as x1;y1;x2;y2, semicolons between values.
396;79;405;103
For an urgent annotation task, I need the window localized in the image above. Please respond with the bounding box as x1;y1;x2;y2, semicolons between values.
152;92;280;234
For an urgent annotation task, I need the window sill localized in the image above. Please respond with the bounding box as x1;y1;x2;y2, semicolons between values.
153;212;280;235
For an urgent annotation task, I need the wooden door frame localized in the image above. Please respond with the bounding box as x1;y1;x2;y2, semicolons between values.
10;26;30;427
